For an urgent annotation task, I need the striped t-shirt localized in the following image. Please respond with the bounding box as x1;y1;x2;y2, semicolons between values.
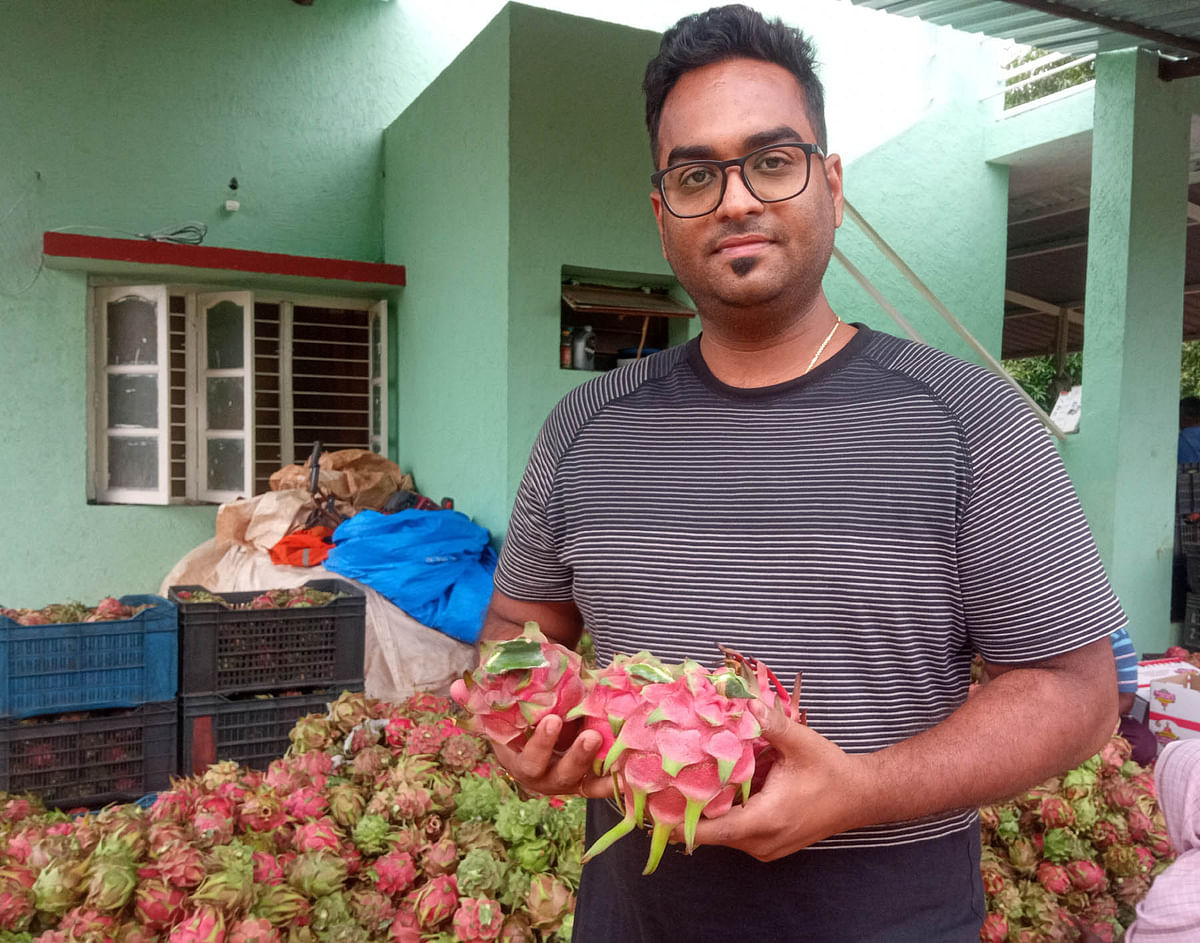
496;325;1127;848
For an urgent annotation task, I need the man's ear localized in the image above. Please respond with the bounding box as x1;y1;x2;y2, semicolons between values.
650;190;668;259
824;152;844;228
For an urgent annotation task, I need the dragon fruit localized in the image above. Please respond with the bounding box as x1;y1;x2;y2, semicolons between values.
169;905;225;943
452;896;505;941
450;623;586;747
583;658;764;873
410;875;458;929
524;875;574;933
291;818;342;854
369;851;417;896
226;916;280;943
0;880;33;931
134;880;189;932
249;884;309;928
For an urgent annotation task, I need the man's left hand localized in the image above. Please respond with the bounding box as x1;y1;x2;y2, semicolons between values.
676;699;869;860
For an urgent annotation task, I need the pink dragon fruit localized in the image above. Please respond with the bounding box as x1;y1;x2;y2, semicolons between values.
291;819;342;854
238;794;287;834
226;917;281;943
450;623;586;747
251;853;286;886
411;875;458;929
134;881;189;932
565;652;673;770
452;897;505;942
979;913;1008;943
153;843;207;888
284;787;329;821
57;907;117;938
1036;861;1071;895
583;658;765;873
169;905;225;943
0;881;33;931
1039;796;1075;828
370;851;417;896
420;838;458;877
1066;859;1108;894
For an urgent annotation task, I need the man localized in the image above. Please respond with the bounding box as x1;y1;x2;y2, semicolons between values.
482;6;1123;940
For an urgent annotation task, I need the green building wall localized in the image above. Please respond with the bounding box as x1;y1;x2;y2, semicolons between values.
0;0;419;605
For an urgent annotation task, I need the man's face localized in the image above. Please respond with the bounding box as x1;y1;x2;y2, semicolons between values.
651;57;843;323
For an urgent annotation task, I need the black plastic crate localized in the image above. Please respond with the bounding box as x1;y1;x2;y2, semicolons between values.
169;580;365;696
180;687;360;775
1181;519;1200;555
0;702;176;809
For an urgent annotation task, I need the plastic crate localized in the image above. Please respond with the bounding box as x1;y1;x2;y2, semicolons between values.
0;596;177;718
0;702;176;809
169;580;365;696
180;688;360;774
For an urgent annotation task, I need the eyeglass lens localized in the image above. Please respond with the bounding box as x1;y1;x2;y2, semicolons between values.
661;144;812;218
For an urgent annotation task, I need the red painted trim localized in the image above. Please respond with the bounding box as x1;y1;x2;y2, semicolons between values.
1149;709;1200;733
43;232;406;286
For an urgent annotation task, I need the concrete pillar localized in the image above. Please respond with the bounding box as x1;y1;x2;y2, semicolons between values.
1072;49;1191;653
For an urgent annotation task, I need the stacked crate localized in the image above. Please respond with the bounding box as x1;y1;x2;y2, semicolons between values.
169;580;366;774
0;596;178;808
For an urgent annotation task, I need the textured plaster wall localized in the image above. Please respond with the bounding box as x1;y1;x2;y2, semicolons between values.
505;6;681;507
0;0;423;605
1066;51;1193;653
824;34;1011;360
382;8;513;539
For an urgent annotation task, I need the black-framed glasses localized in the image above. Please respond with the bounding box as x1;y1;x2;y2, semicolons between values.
651;141;825;219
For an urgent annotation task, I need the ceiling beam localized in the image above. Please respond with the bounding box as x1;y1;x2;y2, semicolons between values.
1004;289;1084;325
996;0;1200;57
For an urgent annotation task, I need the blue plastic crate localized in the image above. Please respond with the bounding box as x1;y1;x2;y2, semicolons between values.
0;595;177;718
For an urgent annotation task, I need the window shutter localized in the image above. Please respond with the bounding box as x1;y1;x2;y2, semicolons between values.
196;291;255;502
369;300;388;456
93;285;170;504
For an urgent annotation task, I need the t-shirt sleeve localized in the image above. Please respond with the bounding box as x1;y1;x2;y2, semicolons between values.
1109;627;1139;694
954;378;1127;663
493;406;575;602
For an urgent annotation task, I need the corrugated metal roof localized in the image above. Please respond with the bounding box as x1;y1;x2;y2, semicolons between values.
848;1;1200;57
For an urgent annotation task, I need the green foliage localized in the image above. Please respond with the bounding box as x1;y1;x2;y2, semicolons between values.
1004;49;1095;109
1005;343;1200;413
1002;353;1082;413
1181;341;1200;397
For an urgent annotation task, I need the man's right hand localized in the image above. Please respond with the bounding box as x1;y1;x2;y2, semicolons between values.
487;713;613;799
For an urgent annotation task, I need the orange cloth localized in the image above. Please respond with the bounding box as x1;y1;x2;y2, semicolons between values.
269;527;334;567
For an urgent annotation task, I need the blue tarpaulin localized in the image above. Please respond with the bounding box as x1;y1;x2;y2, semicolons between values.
325;509;496;643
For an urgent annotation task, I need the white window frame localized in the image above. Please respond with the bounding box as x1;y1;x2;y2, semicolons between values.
88;284;387;505
196;291;255;503
369;300;388;454
90;285;171;505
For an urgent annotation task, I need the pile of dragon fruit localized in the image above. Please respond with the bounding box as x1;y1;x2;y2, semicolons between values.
451;622;802;875
0;690;583;942
173;588;341;611
0;598;154;626
978;733;1175;942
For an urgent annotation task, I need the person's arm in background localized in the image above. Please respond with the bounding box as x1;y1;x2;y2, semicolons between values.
1109;627;1139;717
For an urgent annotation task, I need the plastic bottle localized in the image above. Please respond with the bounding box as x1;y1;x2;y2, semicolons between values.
571;325;596;371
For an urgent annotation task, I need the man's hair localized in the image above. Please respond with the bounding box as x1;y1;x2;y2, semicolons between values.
643;4;827;165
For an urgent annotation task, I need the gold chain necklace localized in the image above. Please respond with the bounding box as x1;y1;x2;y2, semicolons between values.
803;317;842;375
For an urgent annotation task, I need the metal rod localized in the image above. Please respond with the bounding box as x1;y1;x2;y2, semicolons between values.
830;247;926;344
842;198;1066;441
